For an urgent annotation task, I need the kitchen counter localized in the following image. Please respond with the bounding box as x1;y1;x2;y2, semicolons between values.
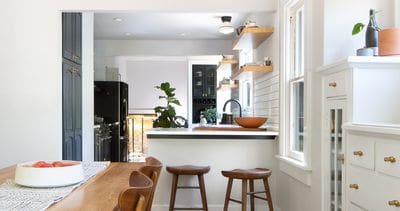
145;127;279;139
146;127;278;211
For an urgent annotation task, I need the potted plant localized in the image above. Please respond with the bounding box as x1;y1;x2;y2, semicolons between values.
352;9;380;56
202;107;218;124
378;28;400;56
153;82;186;128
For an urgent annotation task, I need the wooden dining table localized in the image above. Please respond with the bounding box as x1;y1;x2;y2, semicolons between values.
0;162;146;210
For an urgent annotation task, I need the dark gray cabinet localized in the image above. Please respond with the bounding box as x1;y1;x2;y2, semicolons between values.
62;13;82;161
62;13;81;64
192;65;217;123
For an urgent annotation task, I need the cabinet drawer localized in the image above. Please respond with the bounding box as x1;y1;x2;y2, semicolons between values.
347;134;375;170
349;202;368;211
376;141;400;178
375;173;400;211
325;71;346;98
347;166;376;210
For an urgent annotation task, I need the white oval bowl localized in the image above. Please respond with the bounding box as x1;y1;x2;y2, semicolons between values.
15;161;84;188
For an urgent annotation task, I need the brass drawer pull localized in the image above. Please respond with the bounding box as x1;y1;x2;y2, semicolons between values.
353;151;364;156
349;184;359;189
384;156;396;163
388;200;400;207
328;82;337;87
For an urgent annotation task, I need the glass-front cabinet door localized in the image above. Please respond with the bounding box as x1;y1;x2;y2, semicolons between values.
326;99;346;211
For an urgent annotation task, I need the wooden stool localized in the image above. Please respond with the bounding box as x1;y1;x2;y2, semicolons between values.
166;165;210;211
221;168;273;211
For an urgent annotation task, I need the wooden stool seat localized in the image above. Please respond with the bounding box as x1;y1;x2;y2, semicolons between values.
166;165;210;175
222;168;274;211
167;165;210;211
221;168;272;180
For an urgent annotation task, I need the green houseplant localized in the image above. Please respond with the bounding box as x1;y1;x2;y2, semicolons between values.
202;107;218;124
153;82;185;128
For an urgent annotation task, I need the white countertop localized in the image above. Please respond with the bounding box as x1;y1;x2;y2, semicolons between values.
145;127;279;137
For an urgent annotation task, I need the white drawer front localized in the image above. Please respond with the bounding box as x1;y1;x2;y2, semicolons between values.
349;202;368;211
375;173;400;211
325;71;346;98
376;141;400;178
347;166;376;210
348;134;375;170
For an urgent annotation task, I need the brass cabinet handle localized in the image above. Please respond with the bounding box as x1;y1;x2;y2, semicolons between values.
388;200;400;207
353;151;364;156
328;82;337;87
384;156;397;163
349;184;359;189
337;154;345;163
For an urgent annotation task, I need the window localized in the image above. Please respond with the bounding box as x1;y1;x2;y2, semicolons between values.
285;1;305;161
241;80;253;112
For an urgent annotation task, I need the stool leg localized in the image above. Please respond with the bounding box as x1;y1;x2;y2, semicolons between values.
169;174;179;211
249;179;255;211
242;179;247;211
223;178;233;211
198;174;208;211
263;178;274;211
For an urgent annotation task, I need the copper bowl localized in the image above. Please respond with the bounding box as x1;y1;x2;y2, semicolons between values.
234;117;267;128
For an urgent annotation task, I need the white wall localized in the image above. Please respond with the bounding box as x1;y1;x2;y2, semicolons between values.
94;39;234;80
0;0;277;168
396;0;400;27
121;58;188;118
323;0;396;64
251;12;280;130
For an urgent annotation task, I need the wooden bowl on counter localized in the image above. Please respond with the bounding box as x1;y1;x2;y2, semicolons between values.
234;117;267;128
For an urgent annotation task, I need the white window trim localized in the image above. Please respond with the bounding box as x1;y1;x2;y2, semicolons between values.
279;0;312;183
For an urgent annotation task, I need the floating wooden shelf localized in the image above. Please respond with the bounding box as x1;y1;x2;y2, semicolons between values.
233;27;274;50
231;65;273;80
217;83;239;91
240;65;273;72
217;59;239;72
220;59;239;65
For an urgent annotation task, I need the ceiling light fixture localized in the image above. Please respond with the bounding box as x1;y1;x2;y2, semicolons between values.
113;17;123;22
218;16;234;34
124;32;132;36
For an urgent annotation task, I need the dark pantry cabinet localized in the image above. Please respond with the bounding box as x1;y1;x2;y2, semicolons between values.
62;13;82;64
192;65;217;123
62;13;82;160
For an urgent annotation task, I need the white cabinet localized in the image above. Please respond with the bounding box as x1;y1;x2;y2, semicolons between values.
319;57;400;211
345;127;400;211
325;99;346;211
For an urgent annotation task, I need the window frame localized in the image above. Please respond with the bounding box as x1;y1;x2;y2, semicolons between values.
281;0;306;163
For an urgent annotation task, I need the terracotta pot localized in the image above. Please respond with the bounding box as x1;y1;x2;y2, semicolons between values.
378;28;400;56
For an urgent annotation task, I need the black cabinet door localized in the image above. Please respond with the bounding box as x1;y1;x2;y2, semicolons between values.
73;13;82;64
192;65;216;98
62;13;81;64
62;13;74;62
62;60;82;161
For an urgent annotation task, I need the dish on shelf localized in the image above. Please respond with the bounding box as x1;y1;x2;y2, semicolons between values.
15;160;84;188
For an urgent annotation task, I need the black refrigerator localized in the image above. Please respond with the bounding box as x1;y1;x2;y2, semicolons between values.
94;81;128;162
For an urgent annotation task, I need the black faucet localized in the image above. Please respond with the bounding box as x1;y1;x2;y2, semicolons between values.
222;99;242;117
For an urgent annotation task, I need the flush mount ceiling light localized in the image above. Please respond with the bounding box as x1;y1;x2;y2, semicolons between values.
218;16;234;34
113;17;123;22
124;32;132;36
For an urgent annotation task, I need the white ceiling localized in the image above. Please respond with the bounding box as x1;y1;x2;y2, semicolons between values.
94;12;249;40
